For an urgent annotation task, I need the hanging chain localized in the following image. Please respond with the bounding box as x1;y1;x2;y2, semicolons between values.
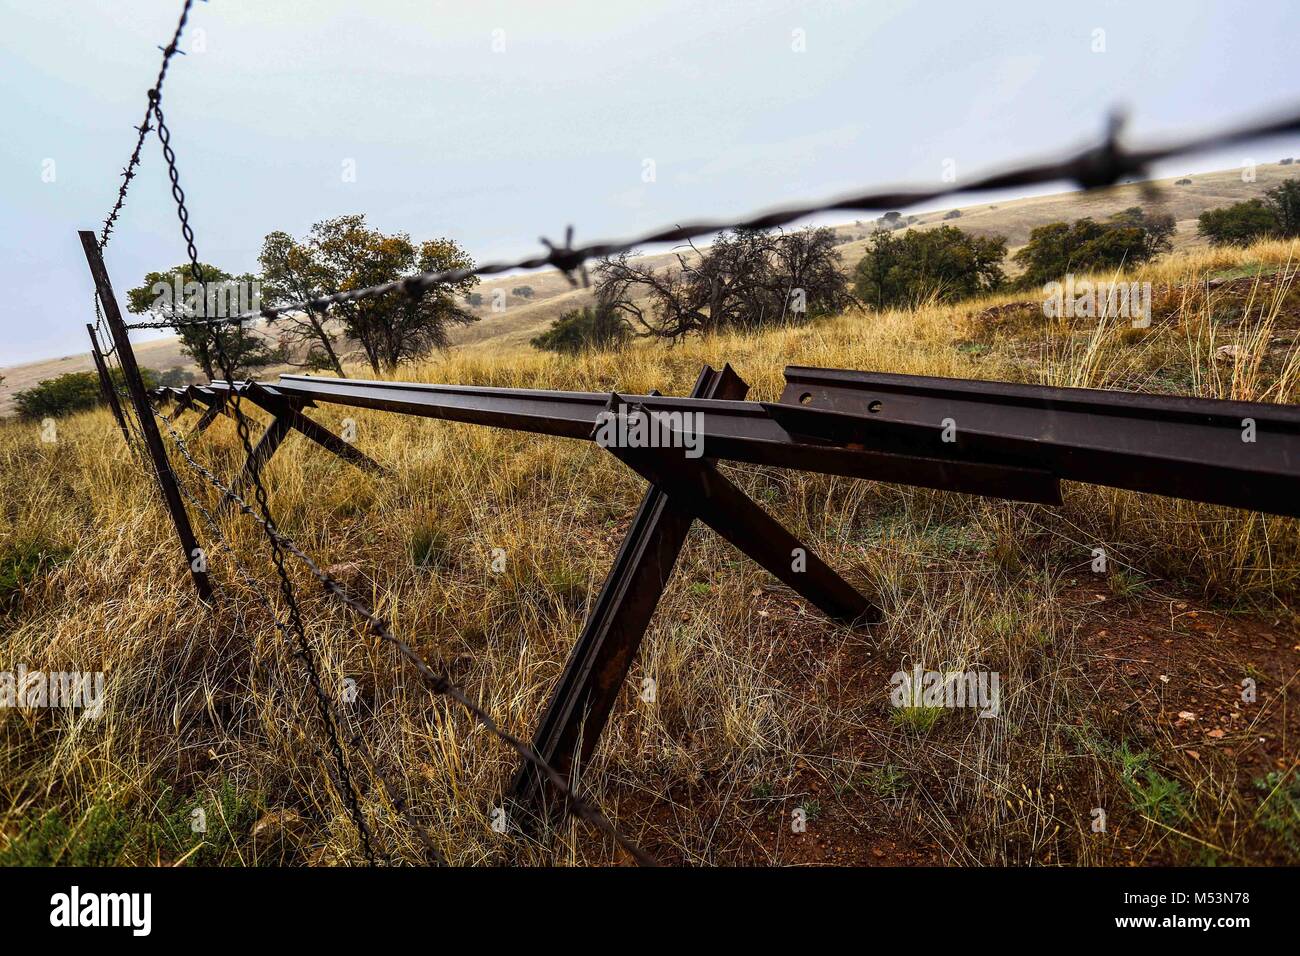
149;394;658;866
151;93;377;865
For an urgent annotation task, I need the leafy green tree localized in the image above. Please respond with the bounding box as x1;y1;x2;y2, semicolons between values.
125;265;279;380
267;215;480;375
531;295;630;354
1264;179;1300;237
853;226;1007;308
1197;199;1280;247
1013;207;1173;286
259;228;348;377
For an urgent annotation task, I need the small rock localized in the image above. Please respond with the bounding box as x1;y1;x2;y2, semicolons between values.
324;561;364;591
251;809;305;859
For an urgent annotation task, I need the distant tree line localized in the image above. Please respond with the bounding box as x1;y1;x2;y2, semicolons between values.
529;204;1196;355
54;180;1300;390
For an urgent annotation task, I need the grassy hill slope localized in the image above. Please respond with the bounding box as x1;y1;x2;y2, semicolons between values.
2;237;1297;865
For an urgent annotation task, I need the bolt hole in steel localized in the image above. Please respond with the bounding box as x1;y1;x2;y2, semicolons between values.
799;392;814;405
868;400;882;413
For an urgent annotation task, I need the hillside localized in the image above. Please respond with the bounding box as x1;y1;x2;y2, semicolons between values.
2;236;1298;866
2;161;1295;415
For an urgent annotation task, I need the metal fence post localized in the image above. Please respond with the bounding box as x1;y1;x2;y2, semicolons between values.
511;364;750;814
79;230;213;603
86;322;131;446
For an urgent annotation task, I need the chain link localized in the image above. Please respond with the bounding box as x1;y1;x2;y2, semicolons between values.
147;391;658;866
150;93;378;864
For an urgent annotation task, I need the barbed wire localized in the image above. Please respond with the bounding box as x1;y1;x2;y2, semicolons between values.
121;104;1300;331
96;0;198;251
147;396;659;866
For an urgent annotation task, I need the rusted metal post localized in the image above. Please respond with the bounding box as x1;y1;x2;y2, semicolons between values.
86;323;131;445
79;231;213;603
511;364;852;814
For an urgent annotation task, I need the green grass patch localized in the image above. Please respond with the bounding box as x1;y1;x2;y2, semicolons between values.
890;704;947;734
0;537;71;611
0;782;273;867
1117;743;1189;824
1253;772;1300;859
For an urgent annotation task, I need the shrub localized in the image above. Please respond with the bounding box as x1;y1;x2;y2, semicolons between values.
944;209;962;220
13;368;157;421
593;227;854;339
531;300;630;354
1196;179;1300;247
1013;206;1174;286
14;373;100;420
156;366;197;388
853;225;1007;309
1264;179;1300;236
1197;199;1279;247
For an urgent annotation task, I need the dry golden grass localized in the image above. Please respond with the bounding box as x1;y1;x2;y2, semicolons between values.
2;239;1298;866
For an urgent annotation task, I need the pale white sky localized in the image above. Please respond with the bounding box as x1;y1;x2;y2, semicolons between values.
2;0;1299;365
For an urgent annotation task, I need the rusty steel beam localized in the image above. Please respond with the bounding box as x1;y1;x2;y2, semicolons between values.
512;364;751;813
86;323;130;445
606;402;875;626
776;366;1300;518
185;387;231;436
266;374;1062;505
79;231;213;603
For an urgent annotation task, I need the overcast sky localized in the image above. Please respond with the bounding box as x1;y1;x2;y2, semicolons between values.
3;0;1299;366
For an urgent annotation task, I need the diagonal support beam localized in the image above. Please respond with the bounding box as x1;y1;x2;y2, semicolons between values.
187;387;233;437
215;383;389;515
238;383;389;476
511;364;749;813
609;416;877;627
218;413;294;515
173;389;202;418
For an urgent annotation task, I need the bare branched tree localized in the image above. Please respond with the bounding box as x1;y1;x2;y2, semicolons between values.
594;227;855;340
